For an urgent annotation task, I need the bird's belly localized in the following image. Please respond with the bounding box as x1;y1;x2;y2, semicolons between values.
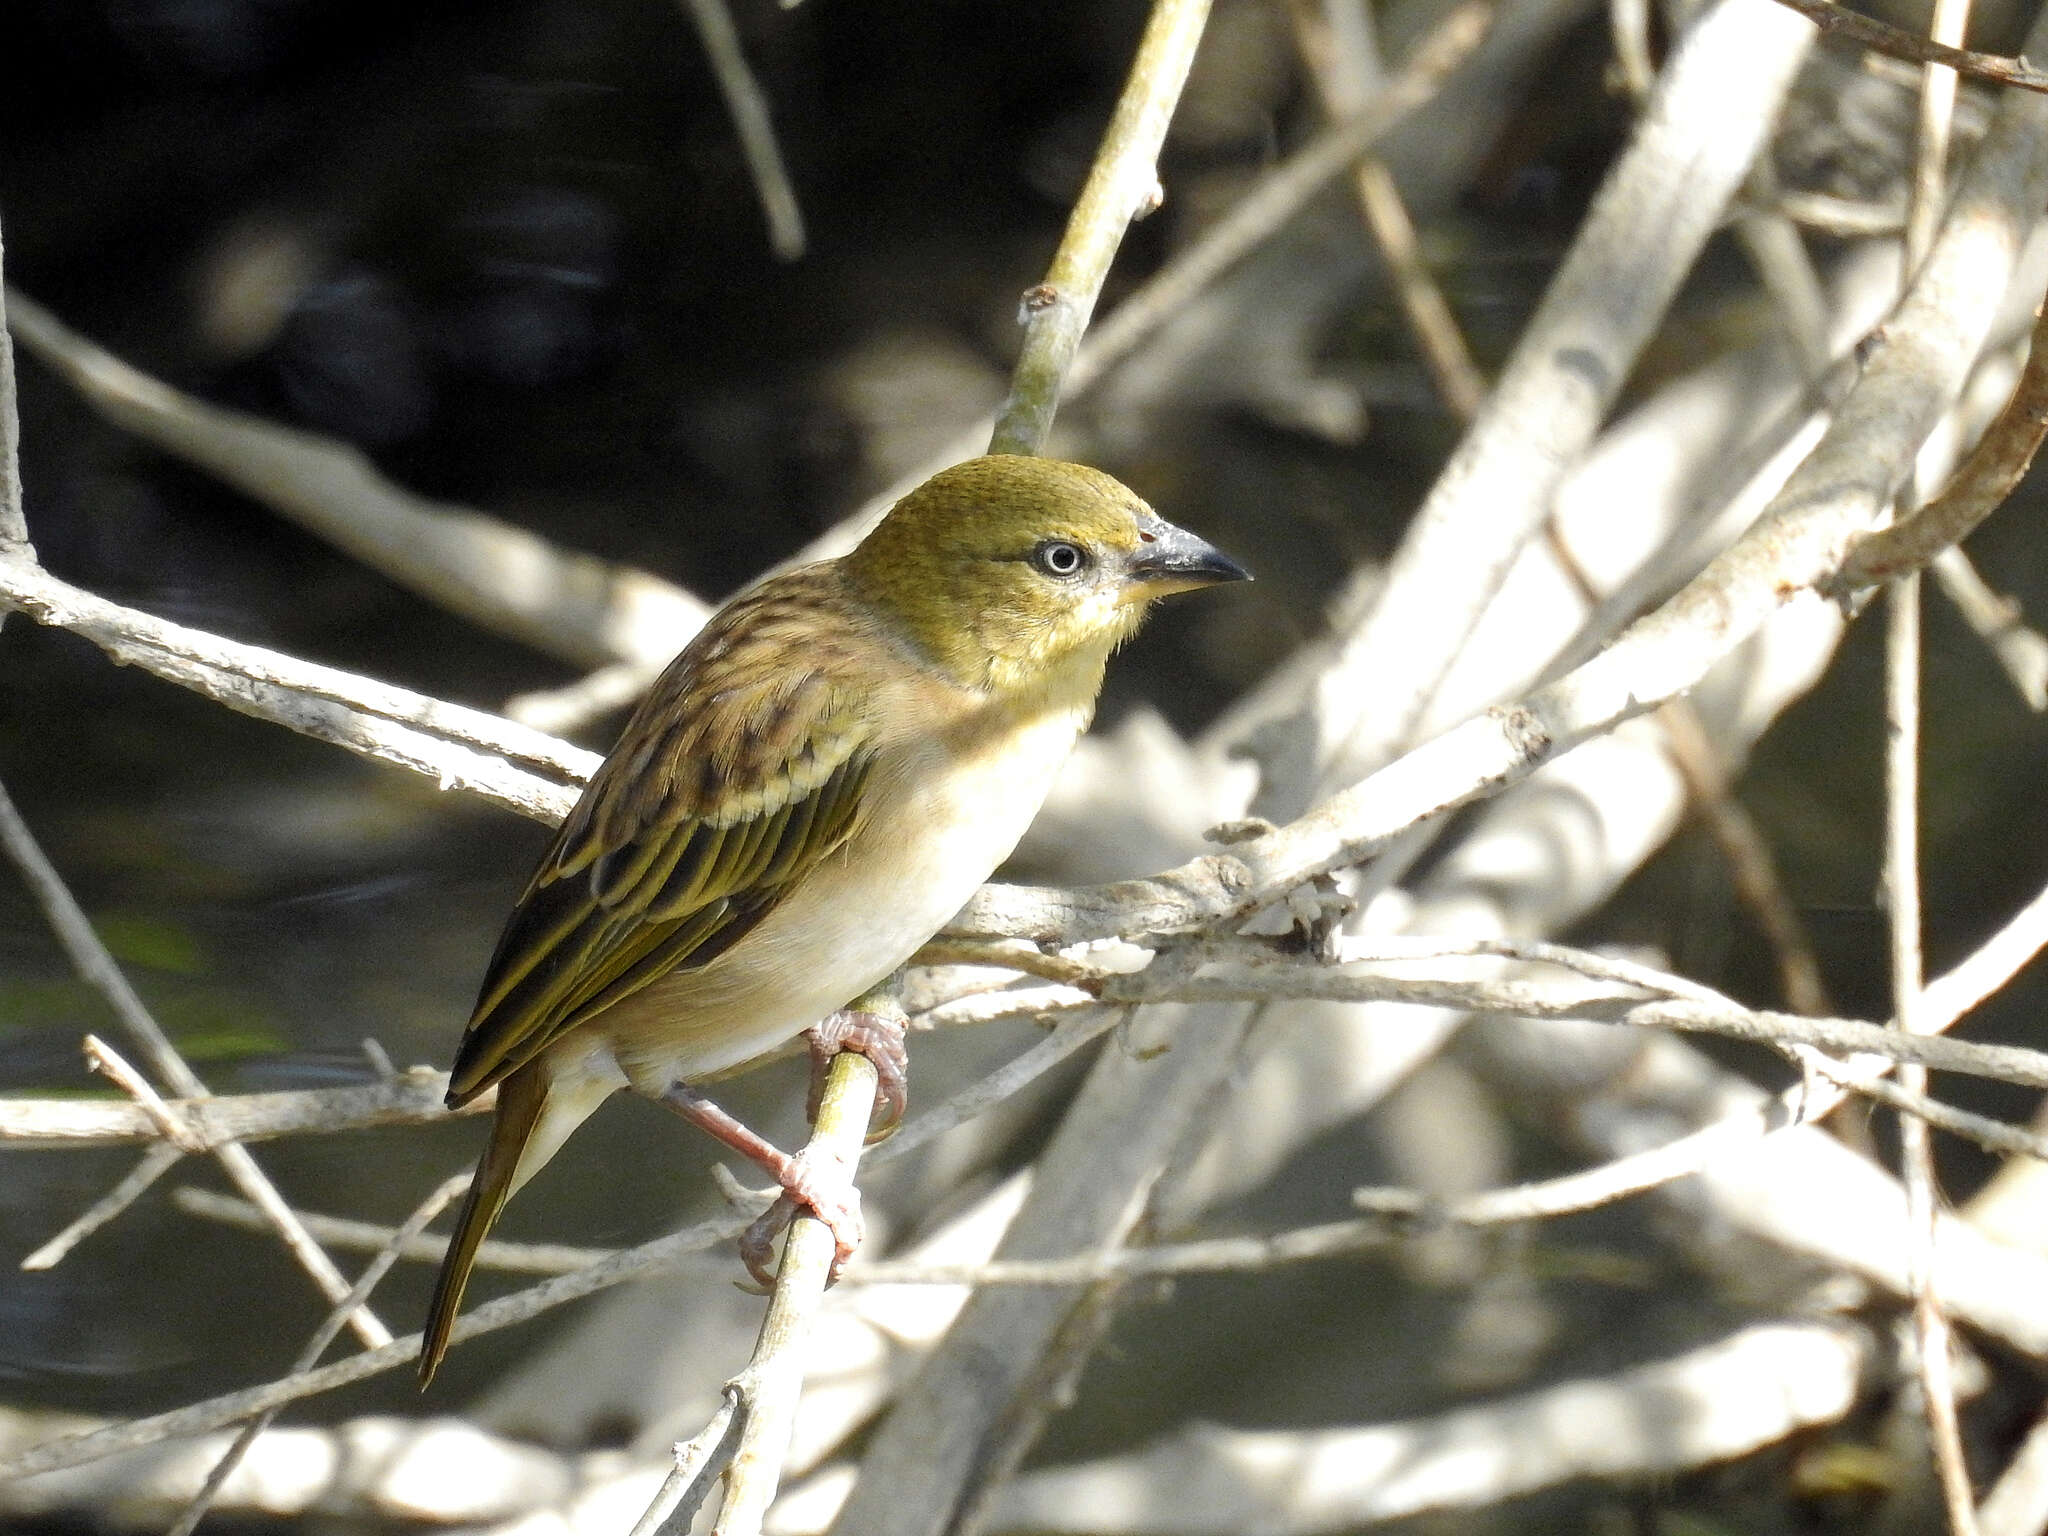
598;700;1088;1093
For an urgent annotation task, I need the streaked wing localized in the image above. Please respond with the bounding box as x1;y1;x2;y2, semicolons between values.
446;569;877;1105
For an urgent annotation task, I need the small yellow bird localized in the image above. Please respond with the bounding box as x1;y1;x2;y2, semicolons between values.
418;454;1247;1385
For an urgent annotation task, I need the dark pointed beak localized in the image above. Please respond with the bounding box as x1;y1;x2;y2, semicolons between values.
1127;519;1252;595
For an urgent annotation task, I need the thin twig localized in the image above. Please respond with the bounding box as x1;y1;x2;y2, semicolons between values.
1286;0;1488;421
0;227;24;553
988;0;1214;454
164;1175;469;1536
708;1049;877;1536
1060;0;1495;409
1929;545;2048;709
1658;702;1834;1014
630;1391;744;1536
82;1035;207;1153
172;1184;616;1273
1767;0;2048;94
1897;5;1982;1520
0;777;391;1349
19;1143;184;1270
1734;166;1834;378
676;0;805;260
1804;1059;2048;1162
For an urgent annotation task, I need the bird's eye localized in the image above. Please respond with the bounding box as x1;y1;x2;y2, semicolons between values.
1031;540;1090;579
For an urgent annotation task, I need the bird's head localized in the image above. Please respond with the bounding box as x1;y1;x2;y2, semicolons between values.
844;455;1249;693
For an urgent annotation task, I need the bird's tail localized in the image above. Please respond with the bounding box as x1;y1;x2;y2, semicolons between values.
418;1064;550;1389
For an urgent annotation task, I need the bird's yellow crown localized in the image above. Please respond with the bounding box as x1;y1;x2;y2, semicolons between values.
843;455;1243;693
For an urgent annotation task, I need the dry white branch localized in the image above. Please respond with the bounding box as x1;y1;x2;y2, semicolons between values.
4;290;708;669
1979;1401;2048;1536
1933;544;2048;709
16;935;2048;1162
0;555;590;824
0;233;24;554
0;1407;637;1530
1295;0;1815;794
1895;8;1982;1517
708;1050;878;1536
1;1066;476;1149
955;14;2048;949
976;1323;1866;1534
631;1392;742;1536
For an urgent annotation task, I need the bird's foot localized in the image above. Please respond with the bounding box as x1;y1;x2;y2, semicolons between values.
659;1082;864;1287
737;1144;865;1289
805;1007;909;1141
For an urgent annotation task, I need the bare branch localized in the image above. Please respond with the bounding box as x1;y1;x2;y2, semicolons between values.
676;0;806;261
164;1175;469;1536
1284;0;1488;421
1295;0;1817;796
988;0;1214;454
81;1035;206;1154
1929;546;2048;710
1895;18;1982;1523
709;1049;877;1536
0;555;589;824
4;290;707;670
1837;298;2048;592
983;1323;1866;1533
631;1392;743;1536
0;778;391;1349
1766;0;2048;94
0;227;24;554
1;1067;478;1149
19;1144;183;1271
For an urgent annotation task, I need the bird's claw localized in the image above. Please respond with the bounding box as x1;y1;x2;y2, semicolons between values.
805;1007;909;1142
737;1145;865;1288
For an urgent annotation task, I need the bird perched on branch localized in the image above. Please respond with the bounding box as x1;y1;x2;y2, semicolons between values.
418;454;1248;1386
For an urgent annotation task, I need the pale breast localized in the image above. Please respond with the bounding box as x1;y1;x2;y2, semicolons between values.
591;655;1101;1094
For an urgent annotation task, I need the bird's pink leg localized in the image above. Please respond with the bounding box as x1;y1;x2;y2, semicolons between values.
657;1084;863;1288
